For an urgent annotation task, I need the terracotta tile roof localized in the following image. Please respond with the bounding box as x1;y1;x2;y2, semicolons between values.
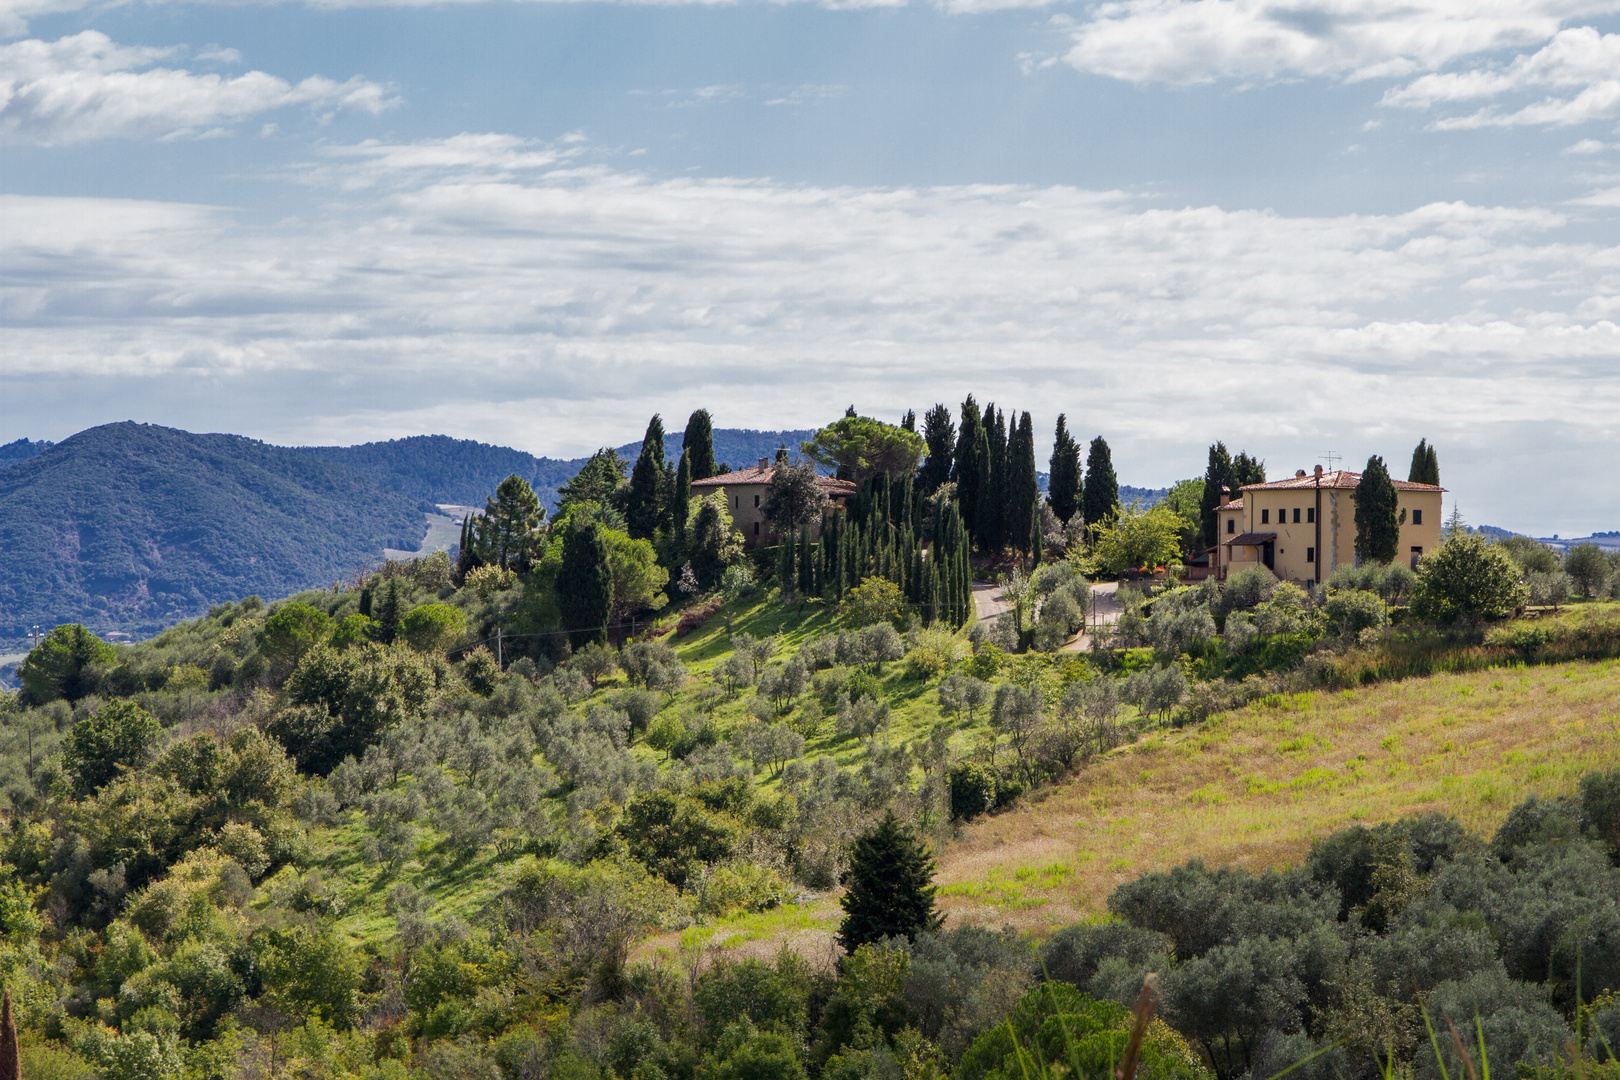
1240;470;1445;494
1219;498;1244;511
1224;531;1277;546
690;465;856;496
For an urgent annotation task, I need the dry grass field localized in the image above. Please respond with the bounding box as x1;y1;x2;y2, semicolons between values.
655;657;1620;962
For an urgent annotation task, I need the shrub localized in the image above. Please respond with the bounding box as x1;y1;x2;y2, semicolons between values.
63;699;161;795
1412;535;1529;622
399;603;466;654
1323;589;1387;636
843;577;905;628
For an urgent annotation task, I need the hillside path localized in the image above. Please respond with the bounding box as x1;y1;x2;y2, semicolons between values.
971;578;1122;651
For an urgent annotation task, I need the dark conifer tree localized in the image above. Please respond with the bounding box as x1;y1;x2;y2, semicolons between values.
901;409;917;432
777;528;797;593
798;525;816;596
977;405;1008;551
672;450;692;537
1199;442;1235;548
626;414;667;540
682;409;718;481
952;396;984;537
838;811;944;951
1233;452;1266;488
1354;455;1401;564
559;519;613;648
920;404;955;495
1047;414;1081;525
1008;412;1039;557
0;990;17;1080
373;578;404;645
1408;439;1440;486
1081;436;1119;531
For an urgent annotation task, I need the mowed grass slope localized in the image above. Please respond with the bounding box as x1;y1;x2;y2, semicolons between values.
938;658;1620;935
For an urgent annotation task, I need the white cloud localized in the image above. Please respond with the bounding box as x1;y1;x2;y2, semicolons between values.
1566;137;1609;152
195;45;243;64
4;136;1619;531
1058;0;1610;85
0;31;395;145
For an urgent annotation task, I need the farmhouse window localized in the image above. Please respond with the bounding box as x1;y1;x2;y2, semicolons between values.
1293;508;1301;524
1412;509;1423;525
1307;508;1315;523
1227;519;1235;534
1306;547;1315;562
1261;509;1269;524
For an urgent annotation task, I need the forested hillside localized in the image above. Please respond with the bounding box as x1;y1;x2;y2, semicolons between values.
304;429;814;511
0;438;51;468
0;424;423;639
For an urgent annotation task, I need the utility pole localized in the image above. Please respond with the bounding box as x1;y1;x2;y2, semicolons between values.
496;627;503;669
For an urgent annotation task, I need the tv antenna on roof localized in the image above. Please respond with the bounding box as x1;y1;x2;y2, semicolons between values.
1320;451;1341;472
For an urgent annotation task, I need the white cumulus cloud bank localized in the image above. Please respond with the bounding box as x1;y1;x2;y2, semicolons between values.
1060;0;1620;131
0;32;394;145
4;133;1620;530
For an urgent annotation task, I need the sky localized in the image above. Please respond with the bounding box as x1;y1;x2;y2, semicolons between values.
2;0;1620;534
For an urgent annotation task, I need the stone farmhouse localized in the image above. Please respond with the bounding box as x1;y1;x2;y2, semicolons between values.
1214;466;1445;584
691;459;857;549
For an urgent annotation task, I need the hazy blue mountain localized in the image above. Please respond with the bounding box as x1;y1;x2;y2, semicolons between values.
0;423;422;638
0;438;52;469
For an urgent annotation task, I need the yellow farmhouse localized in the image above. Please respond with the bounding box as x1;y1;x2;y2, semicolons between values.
1215;466;1445;584
691;458;857;549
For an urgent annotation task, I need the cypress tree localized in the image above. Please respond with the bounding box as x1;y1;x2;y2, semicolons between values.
683;409;718;481
1;990;17;1080
1081;436;1119;532
838;811;944;951
1408;439;1440;486
1008;411;1039;557
952;396;984;533
920;404;955;495
798;526;816;595
672;449;692;537
977;405;1007;551
901;408;917;432
1354;455;1401;564
374;578;403;645
626;414;667;540
1048;414;1081;525
1233;452;1266;487
559;519;613;648
1199;442;1235;548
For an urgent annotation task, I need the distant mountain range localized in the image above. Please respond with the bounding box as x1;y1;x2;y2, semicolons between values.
0;423;816;640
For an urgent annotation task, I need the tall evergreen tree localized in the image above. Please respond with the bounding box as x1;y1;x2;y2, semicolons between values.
952;396;985;534
559;519;614;648
1354;455;1401;564
0;990;17;1080
1008;412;1039;557
682;409;718;481
837;811;943;951
1199;441;1235;548
978;405;1008;551
484;474;543;572
373;578;404;645
919;404;955;495
1081;436;1119;531
1047;414;1081;525
1233;452;1266;487
901;409;917;432
672;450;692;537
1408;438;1440;486
626;414;667;541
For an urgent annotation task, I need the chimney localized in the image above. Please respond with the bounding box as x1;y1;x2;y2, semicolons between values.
1219;485;1230;507
1314;464;1324;476
1295;469;1307;478
758;457;768;471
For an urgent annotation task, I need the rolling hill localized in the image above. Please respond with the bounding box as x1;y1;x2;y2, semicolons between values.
0;423;424;638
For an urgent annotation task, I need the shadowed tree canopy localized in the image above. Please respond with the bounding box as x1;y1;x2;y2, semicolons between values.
1081;436;1119;530
838;810;943;951
626;415;668;541
559;518;614;648
557;448;628;513
1008;411;1039;556
683;409;718;482
63;698;161;795
1354;455;1401;564
1199;442;1234;548
952;396;987;542
762;460;829;531
484;473;544;571
1408;438;1440;486
801;414;925;487
18;623;116;705
1232;452;1266;488
919;403;955;495
1048;413;1081;525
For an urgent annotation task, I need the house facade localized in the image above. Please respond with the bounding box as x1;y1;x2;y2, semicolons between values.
1215;466;1444;584
690;459;857;549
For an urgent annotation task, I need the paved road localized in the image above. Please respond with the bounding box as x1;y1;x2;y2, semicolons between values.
971;580;1009;624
